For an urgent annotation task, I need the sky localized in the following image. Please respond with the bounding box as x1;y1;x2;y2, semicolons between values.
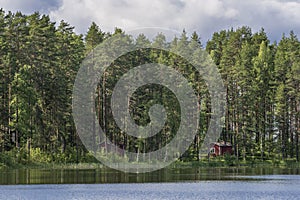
1;0;300;43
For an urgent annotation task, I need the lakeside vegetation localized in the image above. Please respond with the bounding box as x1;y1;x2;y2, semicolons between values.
2;157;300;171
1;148;300;170
0;9;299;169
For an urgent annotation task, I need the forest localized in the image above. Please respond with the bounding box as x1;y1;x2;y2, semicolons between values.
0;9;299;167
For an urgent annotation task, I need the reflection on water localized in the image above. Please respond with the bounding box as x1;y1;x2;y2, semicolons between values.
0;167;300;185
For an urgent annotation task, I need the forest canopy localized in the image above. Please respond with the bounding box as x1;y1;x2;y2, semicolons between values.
0;9;299;165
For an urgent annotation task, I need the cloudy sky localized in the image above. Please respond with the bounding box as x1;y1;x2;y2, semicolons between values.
1;0;300;43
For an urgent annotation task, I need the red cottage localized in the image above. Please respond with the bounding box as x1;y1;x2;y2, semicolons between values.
209;142;233;157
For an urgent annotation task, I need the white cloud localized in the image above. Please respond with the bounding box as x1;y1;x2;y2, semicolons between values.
1;0;300;42
49;0;242;40
0;0;61;14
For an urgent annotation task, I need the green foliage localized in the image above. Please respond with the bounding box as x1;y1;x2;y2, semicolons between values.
0;152;14;167
30;148;52;163
0;8;299;166
224;154;236;166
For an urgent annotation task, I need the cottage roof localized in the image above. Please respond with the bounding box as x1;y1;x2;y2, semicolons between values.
211;142;232;147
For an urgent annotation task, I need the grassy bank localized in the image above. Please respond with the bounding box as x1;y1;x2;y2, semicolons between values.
0;148;101;170
172;157;300;169
1;152;300;170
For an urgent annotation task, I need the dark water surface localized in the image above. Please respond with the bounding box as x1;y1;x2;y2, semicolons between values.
0;167;299;199
1;167;300;184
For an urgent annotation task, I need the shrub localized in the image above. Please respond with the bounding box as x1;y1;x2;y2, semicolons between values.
0;152;14;167
224;153;236;166
29;148;52;163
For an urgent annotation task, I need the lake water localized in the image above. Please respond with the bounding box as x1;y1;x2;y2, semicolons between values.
0;167;299;199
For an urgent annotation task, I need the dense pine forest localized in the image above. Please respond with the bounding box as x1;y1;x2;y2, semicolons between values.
0;9;299;167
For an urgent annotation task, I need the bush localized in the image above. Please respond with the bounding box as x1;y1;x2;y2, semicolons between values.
79;151;98;163
30;148;52;163
0;152;14;167
224;153;236;166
